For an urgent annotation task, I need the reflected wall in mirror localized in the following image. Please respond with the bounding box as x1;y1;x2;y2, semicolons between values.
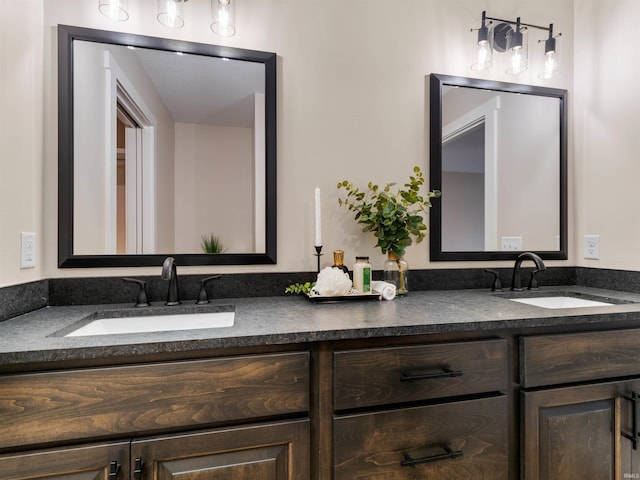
58;25;276;267
429;73;567;261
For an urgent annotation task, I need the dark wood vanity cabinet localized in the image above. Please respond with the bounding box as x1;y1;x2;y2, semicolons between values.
0;352;310;480
520;329;640;480
332;339;510;479
9;325;640;480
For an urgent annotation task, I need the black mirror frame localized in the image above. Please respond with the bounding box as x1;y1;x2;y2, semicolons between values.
58;25;277;267
428;73;568;262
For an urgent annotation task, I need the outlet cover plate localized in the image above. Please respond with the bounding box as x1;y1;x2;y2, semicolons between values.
20;232;36;269
501;236;522;251
584;234;600;260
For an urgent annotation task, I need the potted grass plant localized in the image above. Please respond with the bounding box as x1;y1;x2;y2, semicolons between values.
201;234;226;254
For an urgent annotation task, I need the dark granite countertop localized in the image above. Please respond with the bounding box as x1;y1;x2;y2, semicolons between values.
3;285;640;369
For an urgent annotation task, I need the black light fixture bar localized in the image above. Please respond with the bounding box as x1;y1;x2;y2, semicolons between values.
482;11;552;34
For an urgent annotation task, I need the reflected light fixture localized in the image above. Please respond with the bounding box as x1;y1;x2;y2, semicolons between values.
157;0;188;29
471;11;561;79
211;0;236;37
99;0;129;21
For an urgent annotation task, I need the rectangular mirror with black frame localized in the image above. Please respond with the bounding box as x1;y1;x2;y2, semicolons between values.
429;73;567;262
58;25;277;267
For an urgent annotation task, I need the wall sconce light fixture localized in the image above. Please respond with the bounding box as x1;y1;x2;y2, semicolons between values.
98;0;236;37
471;11;561;79
99;0;129;21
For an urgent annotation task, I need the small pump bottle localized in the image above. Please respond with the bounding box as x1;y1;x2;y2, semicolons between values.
353;256;372;294
332;250;349;275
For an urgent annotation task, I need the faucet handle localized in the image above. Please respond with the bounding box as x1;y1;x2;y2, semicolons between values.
196;275;222;304
123;278;150;307
483;269;503;292
528;269;544;290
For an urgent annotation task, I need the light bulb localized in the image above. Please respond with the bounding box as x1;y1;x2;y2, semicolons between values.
510;47;524;74
472;40;493;71
539;51;560;79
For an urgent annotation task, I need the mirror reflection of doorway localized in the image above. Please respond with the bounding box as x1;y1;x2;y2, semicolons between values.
116;105;142;254
442;120;485;251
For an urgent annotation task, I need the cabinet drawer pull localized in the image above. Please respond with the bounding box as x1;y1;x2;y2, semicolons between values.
133;457;144;480
623;391;640;450
400;445;464;467
108;461;121;480
400;368;463;382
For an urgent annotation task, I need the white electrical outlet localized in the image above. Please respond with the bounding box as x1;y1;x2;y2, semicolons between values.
20;232;36;269
584;234;600;260
501;236;522;251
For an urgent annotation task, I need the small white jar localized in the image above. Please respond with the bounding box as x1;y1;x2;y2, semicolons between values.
352;256;372;294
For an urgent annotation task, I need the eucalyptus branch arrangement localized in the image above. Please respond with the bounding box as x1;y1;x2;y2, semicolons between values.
337;166;441;257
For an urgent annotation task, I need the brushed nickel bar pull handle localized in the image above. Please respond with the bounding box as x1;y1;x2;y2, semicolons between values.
400;368;463;382
401;445;464;467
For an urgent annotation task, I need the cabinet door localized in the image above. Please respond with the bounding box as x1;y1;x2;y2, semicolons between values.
131;419;309;480
0;441;129;480
522;380;640;480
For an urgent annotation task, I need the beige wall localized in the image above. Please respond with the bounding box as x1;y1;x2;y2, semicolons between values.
574;0;640;269
16;0;640;287
0;1;44;286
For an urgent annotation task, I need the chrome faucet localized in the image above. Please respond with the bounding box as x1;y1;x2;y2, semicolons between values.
161;256;181;305
511;252;546;291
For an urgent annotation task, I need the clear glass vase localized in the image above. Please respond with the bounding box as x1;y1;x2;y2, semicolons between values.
383;252;409;296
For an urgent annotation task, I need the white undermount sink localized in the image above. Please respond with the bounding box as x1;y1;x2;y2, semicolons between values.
510;296;614;309
65;310;235;337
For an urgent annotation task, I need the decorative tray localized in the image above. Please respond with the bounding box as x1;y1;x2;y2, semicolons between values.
306;291;381;303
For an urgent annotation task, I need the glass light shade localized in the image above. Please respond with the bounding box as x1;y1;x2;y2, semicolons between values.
211;0;236;37
470;24;493;71
505;27;528;75
158;0;186;29
538;37;560;79
99;0;129;21
471;39;493;71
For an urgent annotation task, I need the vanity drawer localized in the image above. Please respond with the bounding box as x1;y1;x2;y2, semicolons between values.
334;395;508;479
333;339;507;410
520;328;640;388
0;352;309;449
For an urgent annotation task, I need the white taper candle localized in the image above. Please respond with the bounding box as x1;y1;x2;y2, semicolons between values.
314;187;322;247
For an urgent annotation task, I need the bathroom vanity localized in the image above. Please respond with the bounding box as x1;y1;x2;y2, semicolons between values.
2;287;640;479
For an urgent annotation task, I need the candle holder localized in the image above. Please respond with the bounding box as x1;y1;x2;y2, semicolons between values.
314;245;323;273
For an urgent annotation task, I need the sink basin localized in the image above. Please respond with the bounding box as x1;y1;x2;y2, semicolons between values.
63;306;235;337
510;296;614;309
